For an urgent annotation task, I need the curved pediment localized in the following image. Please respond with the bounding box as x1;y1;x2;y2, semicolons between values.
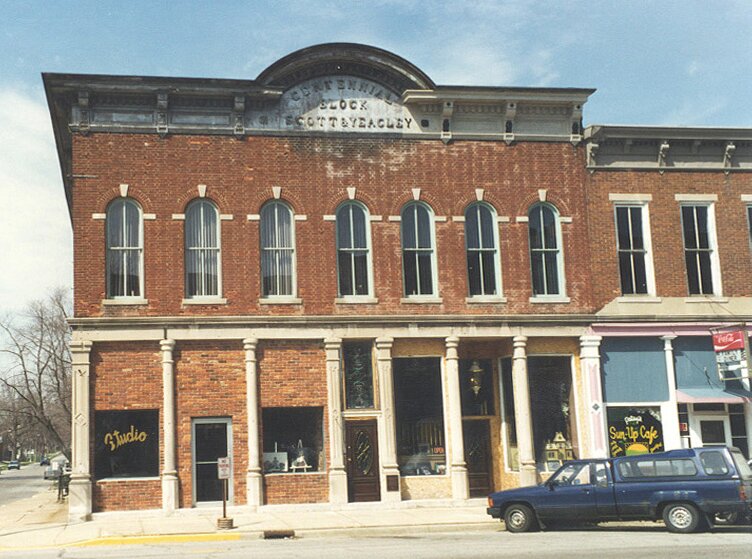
257;43;435;94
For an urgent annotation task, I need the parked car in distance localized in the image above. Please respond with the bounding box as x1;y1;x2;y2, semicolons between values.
487;447;752;533
39;456;50;466
43;465;57;480
7;460;20;470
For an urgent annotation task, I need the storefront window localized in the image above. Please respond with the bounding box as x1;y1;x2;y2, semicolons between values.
261;407;324;473
393;358;446;476
343;341;375;409
606;406;664;457
94;409;159;479
528;356;578;472
729;404;749;458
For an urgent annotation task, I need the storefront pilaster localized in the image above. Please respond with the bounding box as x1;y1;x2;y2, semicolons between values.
660;336;682;450
376;337;401;502
512;336;537;486
160;339;179;512
69;340;93;522
325;337;348;503
579;335;606;458
244;338;263;508
445;336;468;500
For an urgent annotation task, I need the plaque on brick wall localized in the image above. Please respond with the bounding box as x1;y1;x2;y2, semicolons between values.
94;410;159;479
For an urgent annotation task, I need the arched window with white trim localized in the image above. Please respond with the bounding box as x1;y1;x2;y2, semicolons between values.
465;202;500;297
106;198;143;298
260;201;295;297
185;199;221;298
528;202;564;296
401;201;437;297
336;201;372;297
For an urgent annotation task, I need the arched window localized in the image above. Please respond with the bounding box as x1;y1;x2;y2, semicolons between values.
528;203;563;296
260;201;295;297
336;201;372;297
465;202;500;297
106;198;143;298
401;201;437;297
185;199;220;298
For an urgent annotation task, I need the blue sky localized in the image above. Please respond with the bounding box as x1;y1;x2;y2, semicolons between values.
1;0;751;312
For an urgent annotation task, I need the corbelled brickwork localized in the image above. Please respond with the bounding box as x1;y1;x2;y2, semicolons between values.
71;134;593;318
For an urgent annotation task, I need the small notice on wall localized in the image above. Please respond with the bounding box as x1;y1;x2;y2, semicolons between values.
607;408;664;457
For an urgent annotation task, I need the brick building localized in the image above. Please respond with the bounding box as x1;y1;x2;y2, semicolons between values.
43;44;751;521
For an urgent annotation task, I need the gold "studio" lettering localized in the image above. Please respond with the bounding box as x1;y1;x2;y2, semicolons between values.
104;425;148;451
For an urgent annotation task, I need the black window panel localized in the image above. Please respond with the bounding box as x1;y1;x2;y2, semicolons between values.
501;358;516;445
195;423;228;462
467;252;482;295
531;252;545;295
94;410;159;479
353;251;369;295
262;407;324;473
632;253;648;292
630;208;644;250
698;252;713;293
685;252;701;294
418;252;433;294
338;252;354;295
616;207;631;249
529;209;543;249
542;207;557;249
403;252;418;295
695;206;709;248
337;208;352;248
544;252;560;294
481;252;497;295
465;207;480;248
401;206;416;248
619;252;635;294
195;462;223;501
682;206;697;249
479;205;494;248
416;206;431;248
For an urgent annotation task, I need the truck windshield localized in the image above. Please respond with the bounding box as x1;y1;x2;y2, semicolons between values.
730;449;752;480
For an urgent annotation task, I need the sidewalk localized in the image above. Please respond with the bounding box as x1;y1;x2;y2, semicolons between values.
0;490;498;551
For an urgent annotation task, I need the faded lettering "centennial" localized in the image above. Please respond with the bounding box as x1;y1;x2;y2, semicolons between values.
288;78;395;105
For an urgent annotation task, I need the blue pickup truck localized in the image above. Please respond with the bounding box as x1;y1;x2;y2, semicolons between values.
487;447;752;533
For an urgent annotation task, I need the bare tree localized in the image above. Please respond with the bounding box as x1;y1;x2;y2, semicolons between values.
0;287;72;459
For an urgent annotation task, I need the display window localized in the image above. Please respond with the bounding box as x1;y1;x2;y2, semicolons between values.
393;357;446;476
94;409;159;479
261;407;324;473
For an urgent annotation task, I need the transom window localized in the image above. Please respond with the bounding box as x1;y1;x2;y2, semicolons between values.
401;202;437;297
528;203;563;296
185;199;220;298
465;203;500;296
106;198;143;298
336;202;372;297
261;201;295;297
615;205;652;295
681;204;718;295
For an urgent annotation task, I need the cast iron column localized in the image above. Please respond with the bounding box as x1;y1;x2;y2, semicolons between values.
325;337;347;503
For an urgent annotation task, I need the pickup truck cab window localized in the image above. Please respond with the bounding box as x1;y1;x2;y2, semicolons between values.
550;462;590;486
617;458;696;478
700;451;729;475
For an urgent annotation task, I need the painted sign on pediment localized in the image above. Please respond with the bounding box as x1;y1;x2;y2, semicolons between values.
250;76;415;133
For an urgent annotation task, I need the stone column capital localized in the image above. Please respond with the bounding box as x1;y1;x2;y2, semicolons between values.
160;338;176;351
660;335;677;350
243;337;259;350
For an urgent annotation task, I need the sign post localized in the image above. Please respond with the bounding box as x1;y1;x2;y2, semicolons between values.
216;457;233;529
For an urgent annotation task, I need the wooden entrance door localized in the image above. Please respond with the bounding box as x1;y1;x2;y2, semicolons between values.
345;419;381;502
463;419;492;497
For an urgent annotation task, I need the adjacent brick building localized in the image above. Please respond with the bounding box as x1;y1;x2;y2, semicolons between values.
44;44;752;520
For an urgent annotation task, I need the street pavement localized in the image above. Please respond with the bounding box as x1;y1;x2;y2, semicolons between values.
0;463;51;504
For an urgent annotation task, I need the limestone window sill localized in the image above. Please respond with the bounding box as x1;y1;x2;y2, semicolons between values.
684;296;728;303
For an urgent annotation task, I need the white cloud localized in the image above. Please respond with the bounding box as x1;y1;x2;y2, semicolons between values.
0;87;72;313
687;60;700;77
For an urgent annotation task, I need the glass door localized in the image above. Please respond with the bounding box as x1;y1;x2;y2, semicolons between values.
689;413;731;447
192;418;232;504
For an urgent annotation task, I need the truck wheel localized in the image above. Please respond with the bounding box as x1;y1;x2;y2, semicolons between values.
663;503;702;533
504;504;537;533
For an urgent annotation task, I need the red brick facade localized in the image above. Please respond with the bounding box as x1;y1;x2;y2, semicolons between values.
71;135;594;318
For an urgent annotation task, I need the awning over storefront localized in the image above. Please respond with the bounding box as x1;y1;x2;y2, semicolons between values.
676;387;752;403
